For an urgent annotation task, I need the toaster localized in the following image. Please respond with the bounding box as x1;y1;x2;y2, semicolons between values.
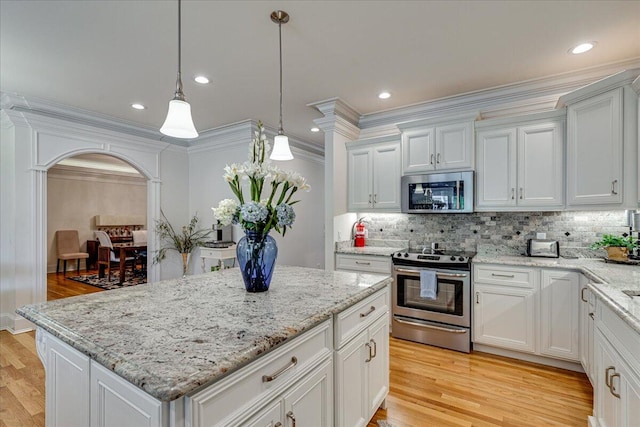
526;239;560;258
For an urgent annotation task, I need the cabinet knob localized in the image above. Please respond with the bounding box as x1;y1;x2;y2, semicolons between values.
475;292;480;304
511;188;515;200
611;180;618;195
519;187;523;200
430;154;434;165
286;411;296;427
437;153;441;164
374;194;378;204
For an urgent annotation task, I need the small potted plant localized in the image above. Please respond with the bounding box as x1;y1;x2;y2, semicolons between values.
154;211;212;276
590;234;638;261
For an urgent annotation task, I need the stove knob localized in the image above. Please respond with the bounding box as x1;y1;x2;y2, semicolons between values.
403;253;409;258
396;253;402;257
458;257;465;261
450;256;456;261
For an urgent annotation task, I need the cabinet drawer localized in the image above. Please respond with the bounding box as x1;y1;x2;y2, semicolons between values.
474;264;536;288
335;254;391;274
200;247;236;259
188;320;332;427
335;288;390;349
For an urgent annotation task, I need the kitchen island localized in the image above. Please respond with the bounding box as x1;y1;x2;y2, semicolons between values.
17;266;392;427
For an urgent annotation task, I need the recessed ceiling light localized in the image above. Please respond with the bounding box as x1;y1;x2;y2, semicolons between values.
194;75;210;84
310;127;320;132
378;92;391;99
131;103;146;110
569;42;596;54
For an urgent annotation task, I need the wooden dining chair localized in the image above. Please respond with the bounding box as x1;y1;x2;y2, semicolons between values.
55;230;89;276
95;230;135;281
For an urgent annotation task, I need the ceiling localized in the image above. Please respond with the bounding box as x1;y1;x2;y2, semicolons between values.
1;1;639;149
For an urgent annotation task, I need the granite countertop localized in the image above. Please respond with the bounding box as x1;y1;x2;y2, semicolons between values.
473;254;640;333
17;266;391;402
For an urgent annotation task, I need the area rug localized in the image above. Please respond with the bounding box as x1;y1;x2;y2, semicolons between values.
67;270;147;290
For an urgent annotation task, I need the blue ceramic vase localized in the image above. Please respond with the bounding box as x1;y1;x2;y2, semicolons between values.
236;231;278;292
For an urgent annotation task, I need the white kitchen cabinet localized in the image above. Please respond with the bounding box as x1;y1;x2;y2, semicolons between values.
539;270;580;361
335;253;392;274
335;291;389;427
398;115;476;174
591;295;640;427
567;88;623;206
242;400;282;427
558;70;639;209
281;358;333;427
580;277;596;384
347;136;401;212
475;111;564;211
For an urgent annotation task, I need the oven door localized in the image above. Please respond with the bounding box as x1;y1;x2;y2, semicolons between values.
392;265;470;328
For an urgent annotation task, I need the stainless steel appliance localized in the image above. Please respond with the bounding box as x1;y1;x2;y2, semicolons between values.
401;171;473;213
526;239;560;258
391;248;474;353
212;223;232;243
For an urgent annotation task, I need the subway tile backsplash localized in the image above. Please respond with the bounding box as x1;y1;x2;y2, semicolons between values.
362;210;630;255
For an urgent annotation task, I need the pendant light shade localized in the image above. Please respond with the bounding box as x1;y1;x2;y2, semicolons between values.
160;0;198;139
270;10;293;161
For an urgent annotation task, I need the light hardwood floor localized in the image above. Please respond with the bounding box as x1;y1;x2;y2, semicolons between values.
0;272;593;427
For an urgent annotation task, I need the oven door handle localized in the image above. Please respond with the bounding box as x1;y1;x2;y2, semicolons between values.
393;316;468;334
394;267;467;279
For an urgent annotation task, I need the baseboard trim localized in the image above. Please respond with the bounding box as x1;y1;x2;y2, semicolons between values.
473;343;584;373
0;313;35;334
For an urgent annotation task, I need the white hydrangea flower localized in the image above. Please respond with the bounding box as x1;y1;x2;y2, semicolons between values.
212;199;239;226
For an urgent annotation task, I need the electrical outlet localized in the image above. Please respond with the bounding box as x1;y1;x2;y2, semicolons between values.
536;232;546;239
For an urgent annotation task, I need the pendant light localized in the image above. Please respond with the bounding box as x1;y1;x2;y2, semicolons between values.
160;0;198;139
270;10;293;161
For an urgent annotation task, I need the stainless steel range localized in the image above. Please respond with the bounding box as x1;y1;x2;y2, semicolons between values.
391;246;475;353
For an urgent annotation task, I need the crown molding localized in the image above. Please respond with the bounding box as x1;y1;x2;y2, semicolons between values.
556;68;640;107
48;164;146;184
475;109;566;130
308;97;361;127
358;58;640;130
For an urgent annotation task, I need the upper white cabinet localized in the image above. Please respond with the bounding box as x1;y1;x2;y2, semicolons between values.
475;111;564;211
557;69;639;209
398;113;477;174
566;88;623;205
347;135;401;212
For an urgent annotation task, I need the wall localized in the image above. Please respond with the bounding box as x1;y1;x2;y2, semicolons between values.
46;166;147;273
362;210;630;255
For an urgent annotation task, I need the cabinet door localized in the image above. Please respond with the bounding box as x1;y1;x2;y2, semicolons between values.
475;128;517;208
282;358;333;427
348;147;373;211
567;88;623;206
243;400;283;427
539;270;580;361
402;126;435;174
436;121;473;171
367;314;389;419
90;361;163;427
372;142;401;210
335;331;368;427
517;122;564;207
595;330;620;427
473;285;535;353
620;363;640;427
45;333;91;427
579;279;595;384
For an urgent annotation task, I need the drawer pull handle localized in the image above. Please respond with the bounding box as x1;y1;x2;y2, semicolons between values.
370;338;377;359
262;356;298;382
511;188;515;200
374;194;378;204
611;180;618;195
519;187;524;200
360;306;376;318
287;411;296;427
355;261;371;265
430;154;434;165
610;373;621;398
491;273;515;278
581;287;589;302
365;342;372;362
275;423;282;427
437;153;441;164
605;366;615;388
589;312;594;320
476;292;480;304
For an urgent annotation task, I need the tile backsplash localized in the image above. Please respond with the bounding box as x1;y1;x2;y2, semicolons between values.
361;210;632;255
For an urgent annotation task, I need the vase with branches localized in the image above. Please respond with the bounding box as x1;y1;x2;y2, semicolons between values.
153;211;212;276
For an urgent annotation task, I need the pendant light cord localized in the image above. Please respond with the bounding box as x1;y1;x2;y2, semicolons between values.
278;19;284;135
174;0;185;101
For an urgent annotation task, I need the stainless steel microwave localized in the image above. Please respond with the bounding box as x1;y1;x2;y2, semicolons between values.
401;171;474;213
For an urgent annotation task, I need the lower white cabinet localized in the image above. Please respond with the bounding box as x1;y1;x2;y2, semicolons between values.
472;264;581;365
579;277;596;384
335;253;392;275
591;297;640;427
335;301;389;427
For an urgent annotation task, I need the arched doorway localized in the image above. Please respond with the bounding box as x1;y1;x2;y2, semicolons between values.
47;154;148;298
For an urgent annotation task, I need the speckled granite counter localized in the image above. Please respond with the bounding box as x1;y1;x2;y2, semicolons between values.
473;254;640;333
17;266;391;401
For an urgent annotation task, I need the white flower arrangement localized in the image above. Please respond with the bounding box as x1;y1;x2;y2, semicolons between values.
212;121;310;236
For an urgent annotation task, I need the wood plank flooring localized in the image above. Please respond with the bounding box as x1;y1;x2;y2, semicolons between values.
0;272;593;426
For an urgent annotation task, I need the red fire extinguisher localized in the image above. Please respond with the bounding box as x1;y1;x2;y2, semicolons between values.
354;219;366;247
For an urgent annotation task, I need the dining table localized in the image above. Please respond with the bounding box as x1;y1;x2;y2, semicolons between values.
112;242;147;284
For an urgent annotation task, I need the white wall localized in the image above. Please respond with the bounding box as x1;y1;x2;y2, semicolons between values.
187;121;326;272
